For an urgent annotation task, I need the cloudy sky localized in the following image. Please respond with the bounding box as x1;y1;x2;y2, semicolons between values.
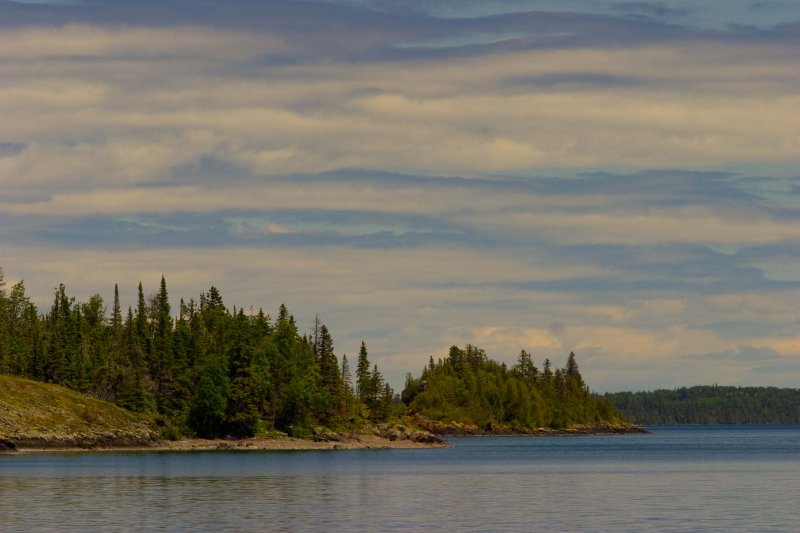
1;0;798;392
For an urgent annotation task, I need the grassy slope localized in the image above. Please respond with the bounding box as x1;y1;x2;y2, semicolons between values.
0;375;157;448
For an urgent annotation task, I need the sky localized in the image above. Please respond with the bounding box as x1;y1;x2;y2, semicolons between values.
1;0;798;392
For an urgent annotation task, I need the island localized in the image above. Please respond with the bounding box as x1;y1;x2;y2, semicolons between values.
0;271;640;452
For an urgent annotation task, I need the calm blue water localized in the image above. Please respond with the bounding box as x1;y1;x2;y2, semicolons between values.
1;426;799;532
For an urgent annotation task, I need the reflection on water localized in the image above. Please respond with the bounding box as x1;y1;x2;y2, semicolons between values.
1;427;799;532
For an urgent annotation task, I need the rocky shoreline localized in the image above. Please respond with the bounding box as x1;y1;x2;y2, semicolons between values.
406;413;648;436
0;424;451;454
0;375;643;455
0;417;646;455
435;423;649;436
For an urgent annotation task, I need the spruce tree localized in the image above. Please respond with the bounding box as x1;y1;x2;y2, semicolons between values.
317;324;342;420
368;364;385;420
111;284;122;334
341;353;354;416
356;341;371;405
152;276;183;417
189;354;229;438
225;309;268;437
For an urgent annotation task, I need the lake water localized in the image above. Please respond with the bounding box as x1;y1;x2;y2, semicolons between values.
1;426;799;532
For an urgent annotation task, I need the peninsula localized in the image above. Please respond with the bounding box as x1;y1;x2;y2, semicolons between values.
0;271;638;450
0;375;447;452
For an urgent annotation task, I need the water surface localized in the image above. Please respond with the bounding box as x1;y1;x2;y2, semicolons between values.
1;426;798;532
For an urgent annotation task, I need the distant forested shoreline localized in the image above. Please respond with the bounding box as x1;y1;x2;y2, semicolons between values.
603;386;800;425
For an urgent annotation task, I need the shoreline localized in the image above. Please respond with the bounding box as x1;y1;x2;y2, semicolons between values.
434;424;649;437
3;433;451;454
406;414;648;437
1;425;647;454
1;428;453;454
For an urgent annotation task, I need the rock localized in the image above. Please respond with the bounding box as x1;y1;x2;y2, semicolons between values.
0;438;17;452
312;427;341;442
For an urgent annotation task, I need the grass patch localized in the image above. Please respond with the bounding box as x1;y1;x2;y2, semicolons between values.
0;374;156;446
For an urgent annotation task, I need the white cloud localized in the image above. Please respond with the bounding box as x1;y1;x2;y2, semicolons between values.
1;29;799;194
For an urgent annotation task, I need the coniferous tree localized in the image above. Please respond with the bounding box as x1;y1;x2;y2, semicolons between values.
111;284;122;334
514;350;537;384
189;353;229;437
44;284;75;386
311;314;322;363
341;353;354;416
316;324;342;420
356;341;371;405
225;309;270;437
270;304;317;431
152;276;186;418
368;363;385;419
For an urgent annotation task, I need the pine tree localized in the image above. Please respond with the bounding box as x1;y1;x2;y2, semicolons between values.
152;276;183;417
133;281;151;375
316;324;342;420
542;358;553;386
341;353;354;416
4;281;36;376
356;341;371;405
189;354;229;438
225;309;269;437
111;284;122;334
565;351;584;388
311;314;322;363
44;284;75;386
270;303;317;431
368;364;386;420
514;349;537;383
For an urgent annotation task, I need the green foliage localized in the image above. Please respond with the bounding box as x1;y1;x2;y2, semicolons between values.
0;268;620;438
0;269;397;439
188;354;229;438
604;386;800;425
403;345;621;430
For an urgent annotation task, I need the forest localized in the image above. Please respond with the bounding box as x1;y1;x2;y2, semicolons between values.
604;386;800;425
402;345;621;430
0;267;623;438
0;268;395;439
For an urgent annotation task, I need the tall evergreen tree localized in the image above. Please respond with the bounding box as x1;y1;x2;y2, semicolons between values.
356;341;371;405
368;364;386;420
341;354;353;394
317;324;342;420
189;353;229;438
44;284;75;386
111;284;122;334
152;276;182;417
225;309;270;437
514;349;537;384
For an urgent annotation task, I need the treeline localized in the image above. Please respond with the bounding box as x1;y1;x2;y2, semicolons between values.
0;268;394;438
402;345;621;430
604;386;800;425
